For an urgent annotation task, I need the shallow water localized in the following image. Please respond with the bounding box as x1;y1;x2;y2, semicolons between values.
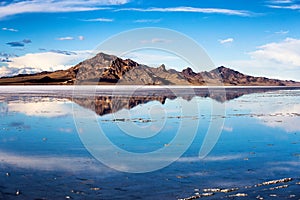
0;86;299;199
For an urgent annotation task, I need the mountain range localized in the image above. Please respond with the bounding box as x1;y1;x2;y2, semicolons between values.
0;52;299;86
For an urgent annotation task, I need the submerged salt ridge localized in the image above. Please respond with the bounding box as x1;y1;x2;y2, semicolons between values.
0;87;300;199
179;178;299;200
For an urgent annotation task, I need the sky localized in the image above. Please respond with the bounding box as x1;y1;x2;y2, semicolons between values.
0;0;300;80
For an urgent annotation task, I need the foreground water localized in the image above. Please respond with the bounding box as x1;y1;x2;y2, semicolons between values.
0;86;299;199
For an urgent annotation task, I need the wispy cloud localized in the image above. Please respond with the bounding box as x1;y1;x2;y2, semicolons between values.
267;0;300;9
275;30;289;35
39;48;77;55
0;0;129;19
56;36;74;41
6;39;32;47
50;50;77;55
117;7;254;16
0;151;112;172
141;38;172;44
56;36;85;41
81;18;114;22
267;4;300;9
268;0;294;3
2;27;18;32
219;38;234;44
23;39;32;44
133;19;161;23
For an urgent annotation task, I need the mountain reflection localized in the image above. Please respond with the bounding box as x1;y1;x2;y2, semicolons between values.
72;87;299;116
1;87;299;117
72;95;168;116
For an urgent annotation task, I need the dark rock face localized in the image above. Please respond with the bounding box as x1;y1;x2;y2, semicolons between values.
180;66;294;86
210;66;280;86
181;67;205;84
0;52;299;86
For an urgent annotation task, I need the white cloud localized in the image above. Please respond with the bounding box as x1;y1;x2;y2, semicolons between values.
2;27;18;32
219;38;234;44
0;50;92;77
133;19;161;23
118;7;253;16
267;4;300;9
56;36;74;41
82;18;114;22
78;35;85;40
224;38;300;81
269;0;294;3
57;36;86;41
249;38;300;67
0;0;129;19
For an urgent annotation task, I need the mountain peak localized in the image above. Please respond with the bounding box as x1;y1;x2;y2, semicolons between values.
158;64;167;71
216;66;240;73
95;52;117;60
182;67;196;76
217;66;226;70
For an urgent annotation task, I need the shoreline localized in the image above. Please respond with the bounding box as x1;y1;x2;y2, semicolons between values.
1;85;300;100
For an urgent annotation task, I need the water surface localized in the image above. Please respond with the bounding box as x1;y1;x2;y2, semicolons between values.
0;86;299;199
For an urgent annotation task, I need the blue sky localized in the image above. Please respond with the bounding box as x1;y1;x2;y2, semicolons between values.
0;0;300;80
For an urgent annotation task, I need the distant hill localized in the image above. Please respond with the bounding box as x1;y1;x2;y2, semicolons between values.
0;52;299;86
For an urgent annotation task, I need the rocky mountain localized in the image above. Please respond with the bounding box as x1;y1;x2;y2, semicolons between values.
206;67;296;86
70;52;189;85
0;52;299;86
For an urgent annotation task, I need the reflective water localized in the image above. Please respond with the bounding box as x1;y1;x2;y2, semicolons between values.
0;86;299;199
